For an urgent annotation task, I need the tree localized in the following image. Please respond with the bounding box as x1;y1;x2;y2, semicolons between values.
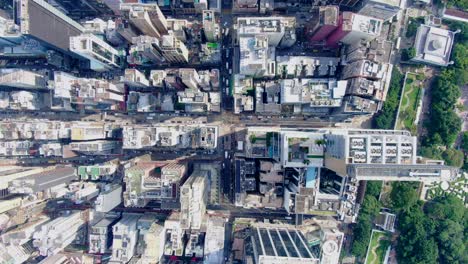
393;195;467;264
396;205;439;264
462;132;468;152
436;220;465;264
441;148;464;167
374;69;404;129
406;19;420;38
446;0;468;10
419;145;443;160
453;44;468;70
351;219;372;258
360;195;381;217
425;195;465;222
390;182;419;212
366;181;382;199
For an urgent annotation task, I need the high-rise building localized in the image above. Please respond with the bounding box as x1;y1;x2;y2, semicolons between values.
180;170;208;230
124;68;150;87
203;10;220;42
140;221;165;264
127;36;163;65
103;0;124;15
89;216;119;254
249;222;320;264
179;68;200;90
306;6;339;42
0;69;48;89
166;18;188;42
120;3;168;38
326;12;383;48
322;0;362;8
78;163;118;181
233;0;259;13
358;0;401;21
115;17;139;44
204;216;226;264
111;214;140;263
237;17;296;47
158;34;189;63
319;228;344;264
70;122;112;141
70;33;123;71
0;16;22;47
50;72;125;110
32;211;85;256
324;129;458;181
95;184;122;212
124;161;188;208
69;140;119;155
18;0;85;52
8;166;76;195
1;215;50;246
239;36;276;77
163;215;185;256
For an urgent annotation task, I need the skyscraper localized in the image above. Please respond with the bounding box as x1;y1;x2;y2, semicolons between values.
180;170;208;230
306;6;339;42
18;0;85;52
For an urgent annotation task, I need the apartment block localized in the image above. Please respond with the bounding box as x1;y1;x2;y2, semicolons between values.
239;36;276;77
32;211;85;256
0;69;48;89
78;163;118;181
203;10;220;42
358;0;401;21
0;120;71;141
124;161;188;208
307;6;339;42
276;56;340;78
69;140;119;155
120;3;166;38
95;184;122;212
180;170;208;230
18;0;85;52
280;78;347;109
111;214;141;263
124;68;150;87
122;124;218;150
237;17;296;47
127;36;163;65
8;166;76;195
89;216;119;254
71;122;116;141
139;219;164;264
70;33;123;71
50;72;124;111
326;12;383;47
158;34;189;63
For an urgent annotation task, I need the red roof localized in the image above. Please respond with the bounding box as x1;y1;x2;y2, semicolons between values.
445;8;468;20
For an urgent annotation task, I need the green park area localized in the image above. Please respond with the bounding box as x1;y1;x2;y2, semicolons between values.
396;73;424;134
365;230;391;264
